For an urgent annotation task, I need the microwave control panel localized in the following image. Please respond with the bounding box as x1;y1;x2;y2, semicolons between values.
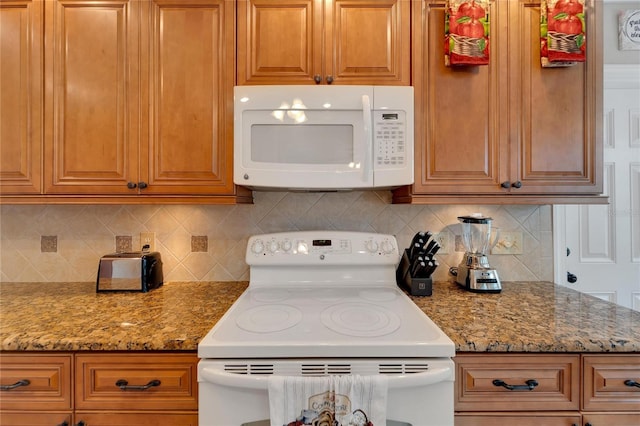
374;111;406;168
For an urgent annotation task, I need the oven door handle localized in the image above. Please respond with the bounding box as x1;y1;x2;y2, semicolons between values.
199;366;453;390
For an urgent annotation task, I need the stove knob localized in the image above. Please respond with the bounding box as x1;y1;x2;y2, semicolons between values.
267;240;279;253
250;240;264;255
365;240;379;253
380;240;395;254
281;240;292;252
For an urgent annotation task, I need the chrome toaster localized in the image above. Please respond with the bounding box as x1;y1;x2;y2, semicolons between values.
96;251;163;292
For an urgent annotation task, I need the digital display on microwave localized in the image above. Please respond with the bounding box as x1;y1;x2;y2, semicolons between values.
312;239;332;247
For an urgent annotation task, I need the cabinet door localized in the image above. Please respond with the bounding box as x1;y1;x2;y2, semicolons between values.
0;412;72;426
43;0;141;195
325;0;410;85
582;414;640;426
237;0;323;85
455;414;582;425
411;0;508;195
508;0;602;194
142;0;235;195
0;0;43;194
74;412;198;425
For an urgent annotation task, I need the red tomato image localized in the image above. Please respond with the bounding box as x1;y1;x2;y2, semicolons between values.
457;18;485;38
553;0;583;16
554;14;582;34
458;0;486;19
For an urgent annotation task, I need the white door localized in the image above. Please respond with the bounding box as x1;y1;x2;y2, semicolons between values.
554;65;640;311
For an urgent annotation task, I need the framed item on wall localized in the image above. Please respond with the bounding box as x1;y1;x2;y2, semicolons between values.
619;9;640;50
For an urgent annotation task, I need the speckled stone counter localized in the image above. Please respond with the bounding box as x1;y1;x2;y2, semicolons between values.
410;281;640;353
1;280;639;353
0;281;247;351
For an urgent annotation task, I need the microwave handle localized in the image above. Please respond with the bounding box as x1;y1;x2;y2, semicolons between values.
199;365;453;390
362;94;372;182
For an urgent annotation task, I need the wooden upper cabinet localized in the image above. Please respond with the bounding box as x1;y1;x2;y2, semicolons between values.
400;0;603;203
237;0;410;85
0;0;43;195
39;0;235;197
142;0;235;195
43;0;141;195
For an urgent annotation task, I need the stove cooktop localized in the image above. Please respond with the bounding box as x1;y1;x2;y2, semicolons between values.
198;231;454;360
197;285;454;359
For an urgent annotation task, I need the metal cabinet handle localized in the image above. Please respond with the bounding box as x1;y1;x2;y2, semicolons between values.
127;181;137;189
624;379;640;388
567;272;578;283
326;75;334;84
75;422;85;426
0;379;30;390
500;181;511;188
492;379;539;391
314;74;322;84
138;181;148;189
511;180;522;188
56;422;69;426
115;379;161;391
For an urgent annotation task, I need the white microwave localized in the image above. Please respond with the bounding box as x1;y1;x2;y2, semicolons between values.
234;85;414;191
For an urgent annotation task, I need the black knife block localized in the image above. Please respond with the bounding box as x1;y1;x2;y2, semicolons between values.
396;249;433;296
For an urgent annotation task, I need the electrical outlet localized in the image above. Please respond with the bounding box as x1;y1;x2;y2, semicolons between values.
432;232;451;255
492;231;523;255
140;232;156;252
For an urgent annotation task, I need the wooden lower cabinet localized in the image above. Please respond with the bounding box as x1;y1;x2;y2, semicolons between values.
456;413;582;425
581;413;640;426
74;412;198;425
455;353;640;426
1;352;198;425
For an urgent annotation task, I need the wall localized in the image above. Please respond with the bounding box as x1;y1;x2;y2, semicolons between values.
0;192;553;283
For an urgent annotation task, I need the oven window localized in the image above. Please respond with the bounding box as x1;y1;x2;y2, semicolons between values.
250;124;354;164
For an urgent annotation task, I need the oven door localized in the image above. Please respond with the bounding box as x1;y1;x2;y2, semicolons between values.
198;358;454;426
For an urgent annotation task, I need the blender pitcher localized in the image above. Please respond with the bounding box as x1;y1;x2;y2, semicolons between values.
459;214;500;255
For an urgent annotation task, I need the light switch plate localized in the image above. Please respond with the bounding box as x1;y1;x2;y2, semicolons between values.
492;231;523;255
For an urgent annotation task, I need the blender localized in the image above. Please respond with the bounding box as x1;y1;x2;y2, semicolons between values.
452;214;502;293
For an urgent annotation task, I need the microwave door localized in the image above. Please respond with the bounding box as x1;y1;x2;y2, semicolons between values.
237;109;372;189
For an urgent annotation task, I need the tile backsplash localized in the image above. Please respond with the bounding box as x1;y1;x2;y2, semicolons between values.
0;191;553;283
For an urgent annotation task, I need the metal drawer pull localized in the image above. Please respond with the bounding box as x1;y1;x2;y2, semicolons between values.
115;379;161;391
624;379;640;388
492;379;538;391
0;379;30;390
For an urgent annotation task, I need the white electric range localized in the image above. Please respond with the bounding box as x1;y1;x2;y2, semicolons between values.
197;231;455;426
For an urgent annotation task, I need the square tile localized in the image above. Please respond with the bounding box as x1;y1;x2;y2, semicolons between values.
41;236;57;253
116;235;132;252
191;235;208;252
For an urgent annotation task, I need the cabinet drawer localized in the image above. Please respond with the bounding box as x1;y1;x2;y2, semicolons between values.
583;354;640;412
582;413;640;425
455;354;580;411
0;354;72;411
455;413;581;426
75;412;198;425
0;412;72;426
75;353;198;411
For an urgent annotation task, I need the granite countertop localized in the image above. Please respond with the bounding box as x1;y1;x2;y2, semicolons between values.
1;281;639;353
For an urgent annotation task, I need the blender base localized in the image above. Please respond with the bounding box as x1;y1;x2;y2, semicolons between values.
455;264;502;293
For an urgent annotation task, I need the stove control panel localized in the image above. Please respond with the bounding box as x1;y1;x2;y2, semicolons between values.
247;231;399;265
